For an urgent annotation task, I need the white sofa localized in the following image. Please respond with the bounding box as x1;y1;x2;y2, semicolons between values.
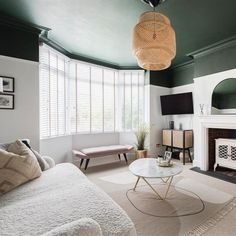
0;163;136;236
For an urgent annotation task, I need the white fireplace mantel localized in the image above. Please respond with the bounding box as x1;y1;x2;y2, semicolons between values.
194;115;236;170
193;68;236;170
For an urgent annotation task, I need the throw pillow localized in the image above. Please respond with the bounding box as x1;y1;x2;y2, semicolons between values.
0;143;10;151
0;140;42;194
20;139;50;171
31;149;50;171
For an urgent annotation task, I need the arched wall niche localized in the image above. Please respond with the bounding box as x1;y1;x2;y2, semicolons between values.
211;78;236;115
193;69;236;116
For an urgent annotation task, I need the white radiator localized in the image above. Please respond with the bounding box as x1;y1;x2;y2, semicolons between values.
214;138;236;171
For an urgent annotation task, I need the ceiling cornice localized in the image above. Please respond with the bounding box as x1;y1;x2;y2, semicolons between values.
170;60;194;70
0;13;140;70
187;35;236;59
0;13;49;35
40;35;141;70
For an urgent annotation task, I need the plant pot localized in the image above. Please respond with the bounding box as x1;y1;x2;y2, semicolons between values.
136;150;148;159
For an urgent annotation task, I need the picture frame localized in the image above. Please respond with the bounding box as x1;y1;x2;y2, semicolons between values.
0;76;15;93
164;151;172;162
0;94;14;110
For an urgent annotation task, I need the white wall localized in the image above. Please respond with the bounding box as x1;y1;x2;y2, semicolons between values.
40;136;72;164
147;83;195;159
149;85;171;156
40;133;125;166
72;133;119;148
0;55;40;149
194;68;236;115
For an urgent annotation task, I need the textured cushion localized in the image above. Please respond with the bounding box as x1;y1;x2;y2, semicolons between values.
41;218;103;236
19;139;48;171
32;149;50;171
0;143;10;151
42;156;56;169
0;140;42;194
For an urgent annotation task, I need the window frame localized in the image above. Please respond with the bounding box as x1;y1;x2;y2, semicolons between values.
39;45;146;139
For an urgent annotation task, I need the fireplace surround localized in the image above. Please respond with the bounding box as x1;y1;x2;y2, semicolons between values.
208;129;236;170
194;115;236;171
193;68;236;171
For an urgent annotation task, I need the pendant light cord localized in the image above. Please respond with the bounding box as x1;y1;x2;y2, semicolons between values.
153;6;156;39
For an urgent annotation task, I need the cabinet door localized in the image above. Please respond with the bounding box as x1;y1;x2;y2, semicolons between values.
163;130;172;146
185;130;193;148
173;130;184;148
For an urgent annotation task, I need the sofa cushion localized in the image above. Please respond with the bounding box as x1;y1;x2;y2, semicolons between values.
0;140;42;194
31;149;50;171
19;139;49;171
42;156;56;169
0;143;10;151
41;218;103;236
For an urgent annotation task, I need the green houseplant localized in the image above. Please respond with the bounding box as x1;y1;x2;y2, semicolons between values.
135;125;149;159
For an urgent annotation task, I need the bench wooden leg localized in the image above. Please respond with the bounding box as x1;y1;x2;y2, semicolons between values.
118;154;121;161
85;159;90;170
80;158;84;168
123;153;128;164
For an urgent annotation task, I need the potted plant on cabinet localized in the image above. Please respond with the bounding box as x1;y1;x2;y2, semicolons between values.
135;125;149;159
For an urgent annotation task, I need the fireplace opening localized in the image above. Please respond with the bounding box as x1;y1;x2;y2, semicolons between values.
208;128;236;177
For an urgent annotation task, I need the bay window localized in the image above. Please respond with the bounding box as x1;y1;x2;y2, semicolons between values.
39;44;145;138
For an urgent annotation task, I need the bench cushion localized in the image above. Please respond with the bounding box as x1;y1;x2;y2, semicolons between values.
73;145;133;159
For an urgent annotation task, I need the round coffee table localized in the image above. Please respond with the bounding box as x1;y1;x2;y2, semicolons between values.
129;158;183;200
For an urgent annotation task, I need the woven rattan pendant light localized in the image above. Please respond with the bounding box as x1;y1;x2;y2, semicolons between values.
132;0;176;70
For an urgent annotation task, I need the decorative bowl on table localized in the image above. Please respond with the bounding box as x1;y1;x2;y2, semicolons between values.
156;158;173;167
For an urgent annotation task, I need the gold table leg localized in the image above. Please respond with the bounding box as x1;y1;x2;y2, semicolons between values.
132;176;174;200
164;176;173;199
142;177;163;200
161;177;170;183
133;177;140;191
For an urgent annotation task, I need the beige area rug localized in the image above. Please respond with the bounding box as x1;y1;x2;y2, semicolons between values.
94;170;236;236
126;183;205;217
100;171;138;184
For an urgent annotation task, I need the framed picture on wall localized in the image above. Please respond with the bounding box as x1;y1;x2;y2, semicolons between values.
0;94;14;109
0;76;15;93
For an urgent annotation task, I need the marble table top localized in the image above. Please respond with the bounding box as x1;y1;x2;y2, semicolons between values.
129;158;183;178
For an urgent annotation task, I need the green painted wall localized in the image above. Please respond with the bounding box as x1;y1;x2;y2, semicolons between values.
150;70;172;88
212;93;236;109
170;63;194;87
150;62;194;88
194;44;236;78
150;43;236;88
0;24;39;62
212;78;236;109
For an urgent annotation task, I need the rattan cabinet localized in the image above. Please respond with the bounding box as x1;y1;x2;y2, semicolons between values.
162;129;193;165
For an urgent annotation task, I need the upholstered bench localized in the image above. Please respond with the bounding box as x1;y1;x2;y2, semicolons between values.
73;145;134;170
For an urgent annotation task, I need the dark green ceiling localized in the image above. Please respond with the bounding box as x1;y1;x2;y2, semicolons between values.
0;0;236;67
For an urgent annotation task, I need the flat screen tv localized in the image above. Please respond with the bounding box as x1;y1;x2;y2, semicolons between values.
160;92;194;115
